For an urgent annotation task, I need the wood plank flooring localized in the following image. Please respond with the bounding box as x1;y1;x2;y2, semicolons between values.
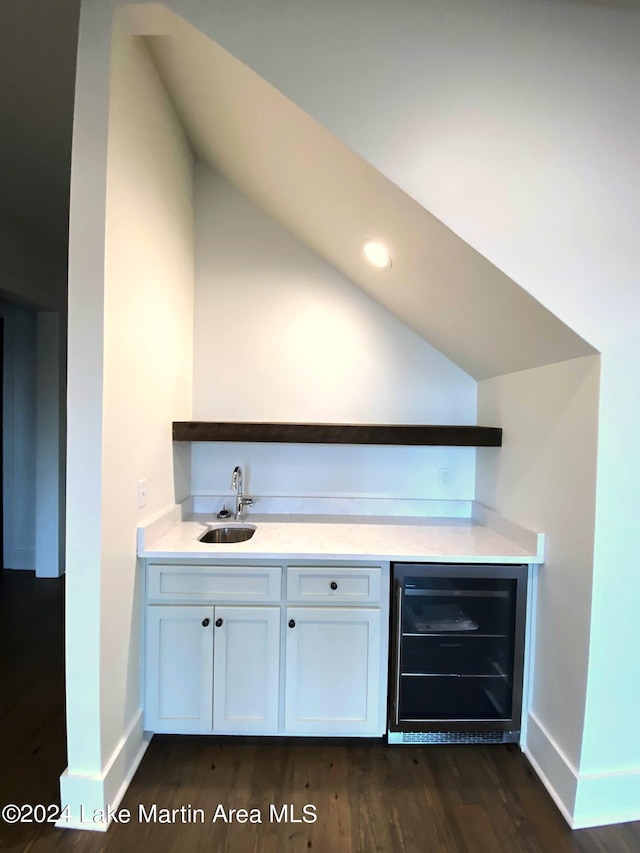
1;567;639;853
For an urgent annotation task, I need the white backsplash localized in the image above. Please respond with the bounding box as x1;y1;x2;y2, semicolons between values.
190;442;477;503
192;494;473;518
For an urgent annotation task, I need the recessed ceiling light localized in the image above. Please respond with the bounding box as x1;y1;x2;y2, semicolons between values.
363;239;392;269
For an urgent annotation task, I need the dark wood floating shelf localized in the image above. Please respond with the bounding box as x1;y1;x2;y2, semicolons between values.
172;422;502;447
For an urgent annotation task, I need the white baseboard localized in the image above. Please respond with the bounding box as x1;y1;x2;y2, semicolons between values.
524;710;640;829
57;709;151;831
572;766;640;829
523;712;578;826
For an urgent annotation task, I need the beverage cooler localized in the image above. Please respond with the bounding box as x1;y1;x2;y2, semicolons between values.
388;563;527;744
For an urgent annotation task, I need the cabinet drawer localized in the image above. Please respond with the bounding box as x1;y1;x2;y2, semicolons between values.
287;566;381;603
147;564;282;603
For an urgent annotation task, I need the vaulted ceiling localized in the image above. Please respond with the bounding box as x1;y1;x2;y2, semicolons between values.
0;2;613;377
137;6;595;380
0;0;638;280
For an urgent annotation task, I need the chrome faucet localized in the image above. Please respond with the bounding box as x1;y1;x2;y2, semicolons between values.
231;465;254;520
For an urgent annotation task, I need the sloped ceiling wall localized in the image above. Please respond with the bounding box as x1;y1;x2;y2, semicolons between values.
138;7;595;380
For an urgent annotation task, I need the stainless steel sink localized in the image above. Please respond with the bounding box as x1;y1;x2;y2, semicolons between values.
199;524;256;544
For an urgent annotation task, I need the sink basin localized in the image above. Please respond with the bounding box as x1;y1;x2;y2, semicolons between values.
199;524;256;544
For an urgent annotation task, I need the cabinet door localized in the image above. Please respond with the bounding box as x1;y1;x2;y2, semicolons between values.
145;605;214;733
213;606;280;733
285;607;381;735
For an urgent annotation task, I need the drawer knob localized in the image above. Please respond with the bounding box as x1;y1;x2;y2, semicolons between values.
202;618;210;627
288;619;296;628
330;581;338;590
215;618;223;628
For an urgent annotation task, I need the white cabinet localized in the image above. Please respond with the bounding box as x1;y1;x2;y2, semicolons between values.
213;606;280;733
145;603;280;734
284;606;381;734
143;560;389;738
145;605;214;733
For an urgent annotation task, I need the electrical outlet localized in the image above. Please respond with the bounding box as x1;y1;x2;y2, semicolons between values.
439;468;452;488
137;479;148;509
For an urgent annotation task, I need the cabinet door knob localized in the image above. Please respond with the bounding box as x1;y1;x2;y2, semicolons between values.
330;581;338;590
288;619;296;628
202;618;210;627
215;618;223;628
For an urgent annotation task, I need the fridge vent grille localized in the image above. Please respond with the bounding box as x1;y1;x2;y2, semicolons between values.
390;731;514;745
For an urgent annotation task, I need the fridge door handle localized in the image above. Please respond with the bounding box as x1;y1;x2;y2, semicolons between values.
393;579;403;726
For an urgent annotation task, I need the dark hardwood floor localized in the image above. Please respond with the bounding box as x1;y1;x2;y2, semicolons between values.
1;568;639;852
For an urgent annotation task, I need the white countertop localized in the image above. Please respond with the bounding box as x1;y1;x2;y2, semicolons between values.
138;510;544;564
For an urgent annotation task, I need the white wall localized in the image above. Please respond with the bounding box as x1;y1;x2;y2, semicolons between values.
192;166;477;502
0;219;65;577
574;347;640;826
100;22;194;758
35;312;64;577
72;0;640;828
0;125;66;582
476;355;600;819
0;299;36;570
62;4;194;825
